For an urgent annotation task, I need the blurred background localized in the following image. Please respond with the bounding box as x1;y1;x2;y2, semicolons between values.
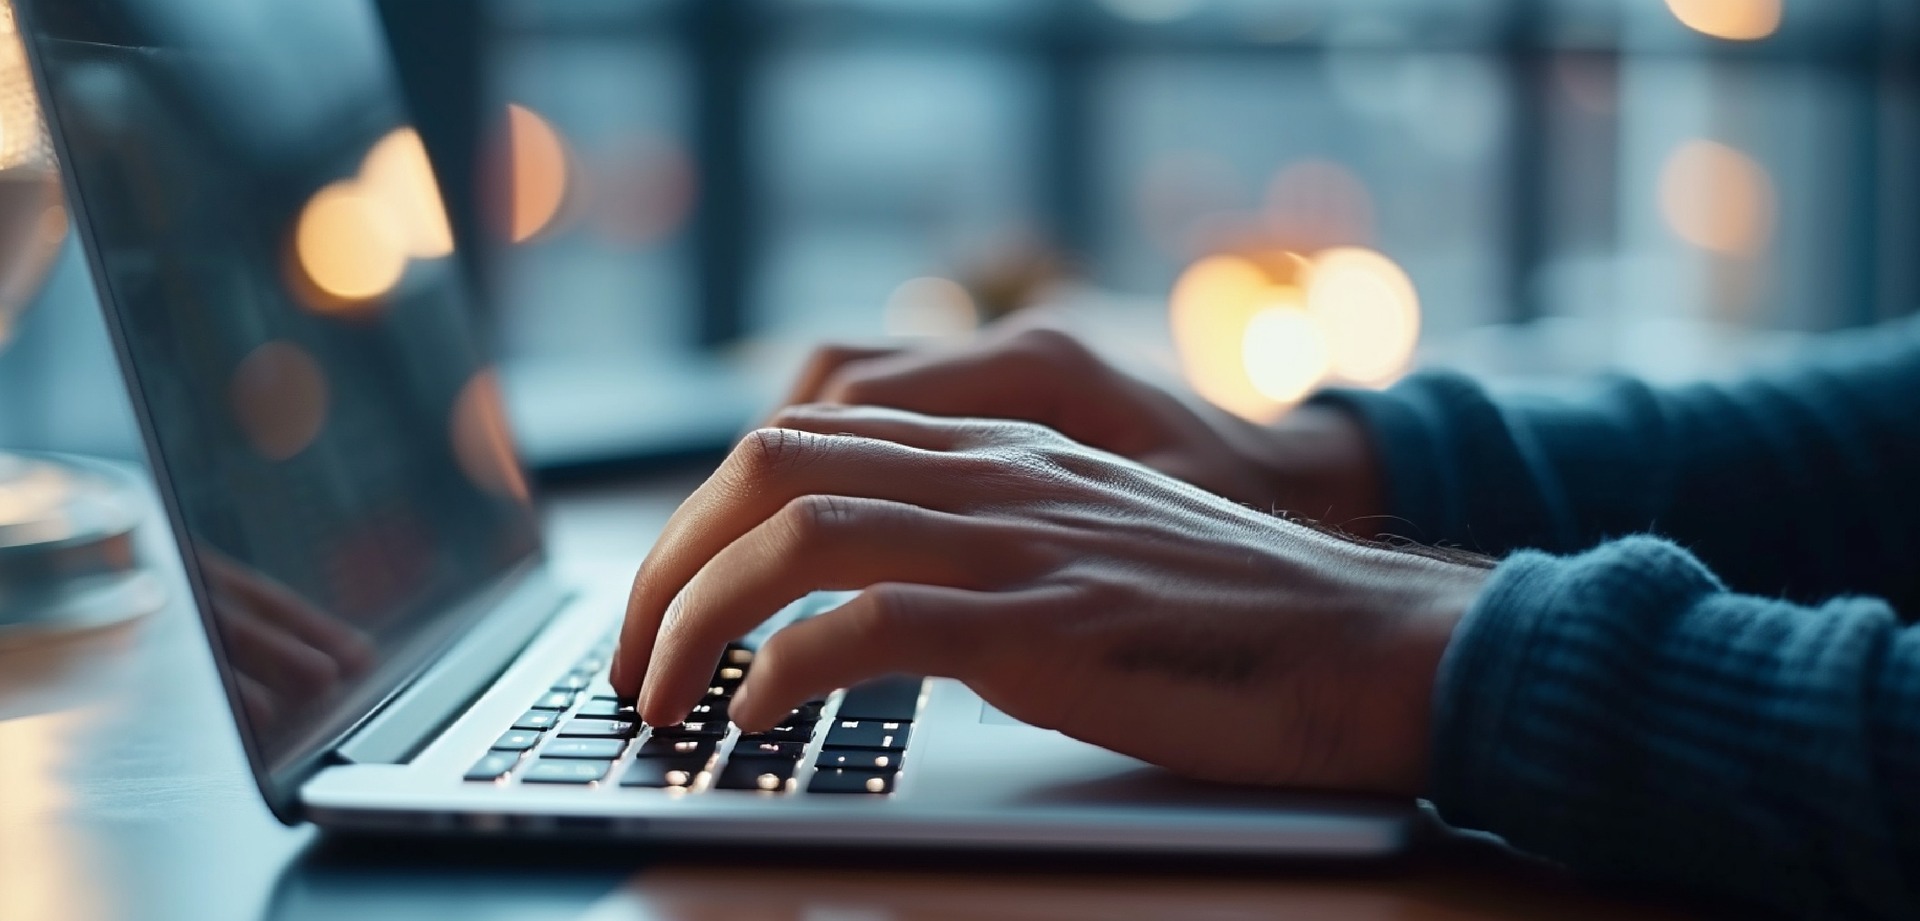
1;0;1916;473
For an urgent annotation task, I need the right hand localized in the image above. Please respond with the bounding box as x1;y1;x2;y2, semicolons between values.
779;323;1389;535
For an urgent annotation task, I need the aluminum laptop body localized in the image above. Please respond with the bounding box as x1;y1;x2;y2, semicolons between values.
17;0;1414;855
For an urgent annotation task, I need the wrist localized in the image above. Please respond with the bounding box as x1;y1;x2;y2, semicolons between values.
1259;404;1390;537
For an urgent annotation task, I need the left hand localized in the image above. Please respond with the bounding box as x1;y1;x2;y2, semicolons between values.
611;405;1489;795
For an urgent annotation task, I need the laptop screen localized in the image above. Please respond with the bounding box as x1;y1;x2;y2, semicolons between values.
17;0;544;793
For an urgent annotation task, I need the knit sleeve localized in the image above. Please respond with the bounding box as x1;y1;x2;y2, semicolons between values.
1313;316;1920;609
1431;536;1920;918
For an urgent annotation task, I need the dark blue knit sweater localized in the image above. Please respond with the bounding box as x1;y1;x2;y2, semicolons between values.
1321;317;1920;918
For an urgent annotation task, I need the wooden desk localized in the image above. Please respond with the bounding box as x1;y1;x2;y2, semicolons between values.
0;477;1702;921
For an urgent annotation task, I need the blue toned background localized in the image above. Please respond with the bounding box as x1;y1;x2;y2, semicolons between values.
2;0;1914;469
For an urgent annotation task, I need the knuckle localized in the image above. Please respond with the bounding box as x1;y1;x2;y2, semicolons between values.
737;426;818;480
854;583;914;642
780;494;865;545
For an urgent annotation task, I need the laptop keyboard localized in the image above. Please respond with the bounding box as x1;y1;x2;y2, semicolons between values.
463;638;922;796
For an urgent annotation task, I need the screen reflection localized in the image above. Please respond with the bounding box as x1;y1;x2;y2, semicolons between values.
20;0;541;785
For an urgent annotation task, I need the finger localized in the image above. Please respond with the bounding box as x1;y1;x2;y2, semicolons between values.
729;583;1005;730
612;428;998;695
637;496;1042;725
767;403;1042;454
815;347;1058;423
780;344;902;410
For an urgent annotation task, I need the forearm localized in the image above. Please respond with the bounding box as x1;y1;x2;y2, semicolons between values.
1432;537;1920;918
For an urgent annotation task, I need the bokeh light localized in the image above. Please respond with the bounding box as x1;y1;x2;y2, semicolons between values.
1306;247;1421;386
359;128;455;259
883;276;979;339
451;369;531;505
1659;139;1775;257
1171;254;1307;422
294;181;410;310
1243;308;1332;406
1666;0;1782;41
1172;247;1421;421
500;103;570;244
230;341;329;462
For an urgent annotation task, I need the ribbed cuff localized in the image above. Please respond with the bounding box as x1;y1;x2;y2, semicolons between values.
1427;536;1724;837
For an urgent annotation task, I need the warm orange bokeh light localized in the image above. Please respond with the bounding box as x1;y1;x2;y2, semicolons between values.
359;128;455;259
231;340;329;461
1659;139;1775;257
1172;247;1421;422
502;104;569;244
1242;307;1332;406
1306;247;1422;387
1665;0;1781;41
294;181;409;309
451;369;531;505
1171;255;1297;422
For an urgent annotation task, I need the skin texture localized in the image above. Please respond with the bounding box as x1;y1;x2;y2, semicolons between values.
771;325;1393;537
611;341;1492;794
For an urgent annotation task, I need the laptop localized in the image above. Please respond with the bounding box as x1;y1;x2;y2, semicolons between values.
17;0;1413;854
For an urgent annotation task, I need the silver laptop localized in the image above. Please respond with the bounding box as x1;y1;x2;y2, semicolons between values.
18;0;1412;854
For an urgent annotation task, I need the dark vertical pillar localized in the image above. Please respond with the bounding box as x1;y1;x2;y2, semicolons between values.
1038;7;1099;273
689;0;756;348
1500;0;1551;324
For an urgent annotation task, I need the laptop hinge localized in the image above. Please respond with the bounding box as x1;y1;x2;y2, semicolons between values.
334;566;573;766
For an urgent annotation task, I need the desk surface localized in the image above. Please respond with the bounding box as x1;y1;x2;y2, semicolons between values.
0;476;1704;921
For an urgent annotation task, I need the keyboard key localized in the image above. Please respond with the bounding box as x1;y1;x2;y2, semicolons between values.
816;748;902;771
715;756;797;792
531;691;577;711
825;720;911;751
837;676;924;722
787;700;826;724
712;666;747;686
723;644;755;667
621;757;708;789
809;768;896;795
558;719;640;739
513;710;561;732
523;759;611;784
542;738;628;760
686;701;729;723
650;721;729;740
465;752;520;782
634;737;718;759
575;698;635;719
733;740;807;760
492;730;542;752
738;724;813;745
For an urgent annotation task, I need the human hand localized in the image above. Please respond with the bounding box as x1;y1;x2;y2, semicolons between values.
779;324;1388;535
611;408;1489;795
